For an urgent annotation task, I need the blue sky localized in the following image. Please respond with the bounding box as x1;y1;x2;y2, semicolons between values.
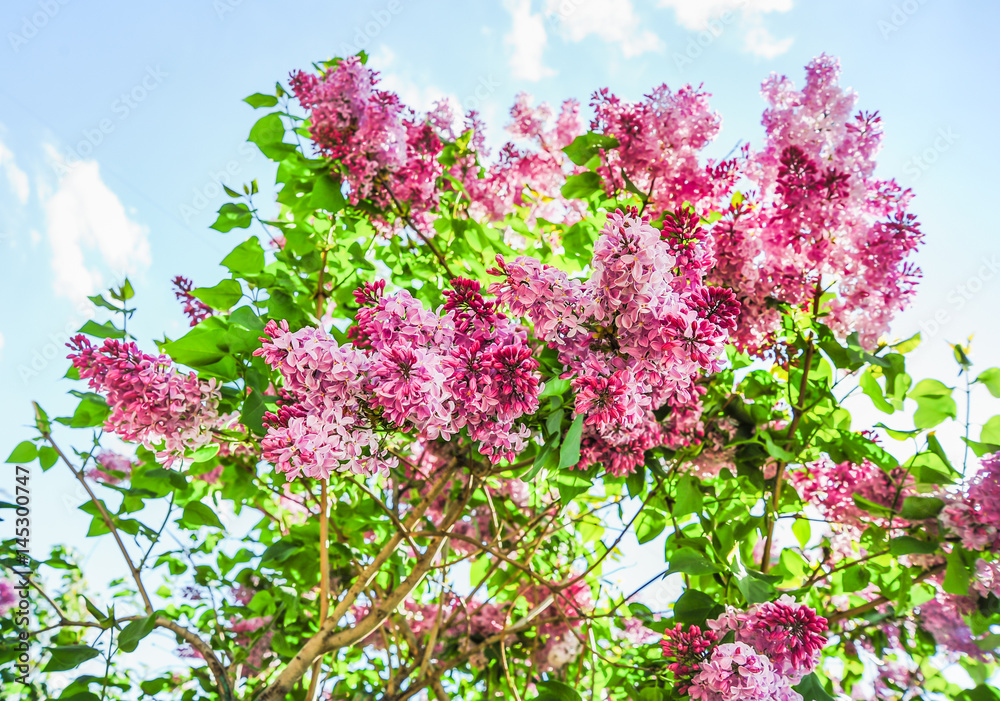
1;0;999;647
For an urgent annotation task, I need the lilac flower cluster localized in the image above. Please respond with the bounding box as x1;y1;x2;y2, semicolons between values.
490;208;738;474
254;278;540;478
661;597;828;700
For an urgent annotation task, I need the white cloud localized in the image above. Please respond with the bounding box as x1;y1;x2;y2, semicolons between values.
42;147;151;305
545;0;663;58
656;0;792;30
0;139;29;205
657;0;794;58
743;24;794;58
503;0;556;82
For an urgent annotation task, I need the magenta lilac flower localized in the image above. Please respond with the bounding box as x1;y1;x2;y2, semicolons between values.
172;275;213;326
709;595;828;683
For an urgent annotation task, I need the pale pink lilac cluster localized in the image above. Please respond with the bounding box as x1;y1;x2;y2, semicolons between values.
172;275;213;327
86;450;135;486
490;208;737;474
254;278;540;478
789;457;914;529
939;452;1000;551
67;336;240;468
688;642;800;701
918;593;988;661
710;54;922;352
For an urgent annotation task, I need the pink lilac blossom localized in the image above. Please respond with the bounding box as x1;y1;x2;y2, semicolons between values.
709;595;828;684
67;336;240;468
489;208;737;474
290;57;406;205
939;452;1000;552
255;278;541;477
526;578;595;671
590;83;732;214
788;456;914;529
919;594;988;660
0;579;15;616
86;451;135;485
172;276;213;326
660;623;719;694
973;558;1000;598
471;93;585;226
687;642;800;701
710;54;922;353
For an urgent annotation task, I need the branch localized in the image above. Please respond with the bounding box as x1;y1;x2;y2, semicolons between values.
826;564;945;624
41;429;153;614
256;472;472;701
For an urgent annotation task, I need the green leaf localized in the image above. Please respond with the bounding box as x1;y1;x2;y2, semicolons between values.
892;332;921;354
222;238;265;276
666;548;720;576
118;613;157;653
561;132;618;166
43;645;101;672
559;414;585;469
735;572;775;604
192;280;243;310
673;589;719;625
860;368;894;413
210;202;253;232
539;378;571;398
982;416;1000;445
78;319;125;339
244;92;279;109
899;496;944;520
180;502;225;530
852;494;894;518
908;379;957;429
6;441;37;463
943;547;971;595
560;172;603;200
964;437;1000;458
974;368;1000;397
794;673;836;701
242;389;266;435
674;476;703;517
189;444;220;463
957;684;1000;701
248;112;296;161
889;536;938;556
532;680;584;701
635;511;666;544
309;174;347;213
